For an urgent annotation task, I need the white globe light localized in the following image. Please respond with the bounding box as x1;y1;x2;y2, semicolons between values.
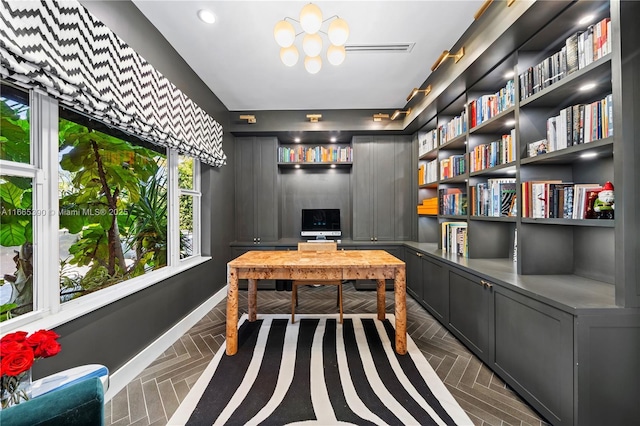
299;3;322;34
274;20;295;48
328;18;349;46
280;45;299;67
304;55;322;74
327;44;346;66
302;33;323;57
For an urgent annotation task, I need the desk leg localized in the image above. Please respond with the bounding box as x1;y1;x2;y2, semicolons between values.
394;267;407;355
226;267;239;355
376;279;386;320
248;278;257;322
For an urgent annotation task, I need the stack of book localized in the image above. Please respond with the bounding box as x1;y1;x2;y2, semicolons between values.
417;197;438;215
470;178;517;217
440;154;466;180
441;221;468;257
418;159;438;185
278;146;353;163
418;129;438;156
545;94;613;151
470;130;516;172
469;80;515;128
522;181;604;219
519;16;611;100
439;188;467;216
438;109;467;145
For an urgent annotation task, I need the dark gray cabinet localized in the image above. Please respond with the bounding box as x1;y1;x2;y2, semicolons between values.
405;249;423;301
352;136;412;241
492;286;574;426
235;137;278;243
447;268;493;363
421;255;447;322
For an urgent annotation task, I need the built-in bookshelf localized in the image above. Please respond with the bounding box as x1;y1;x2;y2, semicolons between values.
277;143;352;168
414;0;618;269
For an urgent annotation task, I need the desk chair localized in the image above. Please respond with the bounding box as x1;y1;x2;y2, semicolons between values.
291;242;343;324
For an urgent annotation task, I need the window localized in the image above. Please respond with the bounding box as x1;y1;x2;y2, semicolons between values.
0;82;205;325
177;155;200;259
0;86;33;321
58;114;168;301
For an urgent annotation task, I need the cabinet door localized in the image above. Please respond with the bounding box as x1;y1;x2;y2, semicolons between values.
235;138;257;242
422;256;447;322
393;136;413;240
255;137;278;242
405;249;423;301
492;286;574;426
373;136;395;241
448;268;492;362
352;136;374;241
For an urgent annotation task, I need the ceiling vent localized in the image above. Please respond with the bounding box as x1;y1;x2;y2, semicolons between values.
344;42;415;53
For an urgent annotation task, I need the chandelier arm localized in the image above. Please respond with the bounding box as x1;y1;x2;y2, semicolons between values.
322;15;339;23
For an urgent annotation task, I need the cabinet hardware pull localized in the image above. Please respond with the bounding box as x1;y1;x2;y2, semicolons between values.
480;279;493;288
416;252;423;257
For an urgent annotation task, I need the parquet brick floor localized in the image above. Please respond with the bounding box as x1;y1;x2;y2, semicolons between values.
105;283;550;426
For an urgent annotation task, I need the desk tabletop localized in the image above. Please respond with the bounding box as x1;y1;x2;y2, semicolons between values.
228;249;405;269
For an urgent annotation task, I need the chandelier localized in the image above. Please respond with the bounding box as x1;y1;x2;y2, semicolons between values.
273;3;350;74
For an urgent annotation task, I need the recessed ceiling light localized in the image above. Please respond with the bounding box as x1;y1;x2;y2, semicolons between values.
198;9;216;24
581;152;598;159
579;14;594;25
580;82;597;91
507;169;517;174
330;137;337;143
330;164;336;168
505;119;516;126
294;164;301;169
504;70;515;78
294;137;301;143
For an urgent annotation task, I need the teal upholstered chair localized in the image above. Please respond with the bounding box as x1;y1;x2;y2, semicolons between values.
0;376;104;426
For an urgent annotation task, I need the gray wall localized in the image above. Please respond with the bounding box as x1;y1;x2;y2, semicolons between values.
34;0;235;379
279;169;352;239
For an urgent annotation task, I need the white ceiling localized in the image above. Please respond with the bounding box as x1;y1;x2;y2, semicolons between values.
132;0;482;112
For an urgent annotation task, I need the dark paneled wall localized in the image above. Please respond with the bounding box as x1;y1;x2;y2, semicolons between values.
35;1;235;378
279;169;352;239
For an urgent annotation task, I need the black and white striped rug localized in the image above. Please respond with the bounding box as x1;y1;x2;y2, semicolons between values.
168;314;472;425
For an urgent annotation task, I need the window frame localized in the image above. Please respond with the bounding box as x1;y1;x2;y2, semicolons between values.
0;84;209;333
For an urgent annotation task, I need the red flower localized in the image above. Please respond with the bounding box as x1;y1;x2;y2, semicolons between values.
26;330;61;358
0;332;28;344
0;340;27;356
0;348;34;377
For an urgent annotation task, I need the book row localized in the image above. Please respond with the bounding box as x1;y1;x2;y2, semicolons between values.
519;16;611;100
418;128;439;157
536;94;613;156
468;79;516;129
278;146;353;163
441;222;468;257
470;130;516;172
440;154;467;180
521;181;612;220
470;178;517;217
439;109;468;145
418;159;438;186
439;188;468;216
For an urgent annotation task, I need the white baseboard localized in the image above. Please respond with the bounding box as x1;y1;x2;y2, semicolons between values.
104;285;228;401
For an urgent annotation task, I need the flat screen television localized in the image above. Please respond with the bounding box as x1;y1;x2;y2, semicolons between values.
301;208;341;239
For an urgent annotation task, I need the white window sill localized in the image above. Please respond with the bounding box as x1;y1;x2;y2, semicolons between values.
1;256;212;334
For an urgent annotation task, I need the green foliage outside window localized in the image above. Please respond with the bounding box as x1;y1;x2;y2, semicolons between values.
0;94;170;321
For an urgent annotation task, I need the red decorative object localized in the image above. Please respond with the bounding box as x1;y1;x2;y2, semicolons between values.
0;329;61;409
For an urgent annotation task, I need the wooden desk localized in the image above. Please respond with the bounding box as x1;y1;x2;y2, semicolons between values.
226;250;407;355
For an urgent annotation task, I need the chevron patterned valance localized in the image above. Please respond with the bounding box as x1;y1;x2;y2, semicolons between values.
0;0;226;167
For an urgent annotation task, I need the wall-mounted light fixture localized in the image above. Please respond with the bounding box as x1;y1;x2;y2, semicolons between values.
431;47;465;72
406;85;432;102
474;0;494;20
373;113;390;122
306;114;322;123
390;108;411;121
507;0;516;7
239;114;256;124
